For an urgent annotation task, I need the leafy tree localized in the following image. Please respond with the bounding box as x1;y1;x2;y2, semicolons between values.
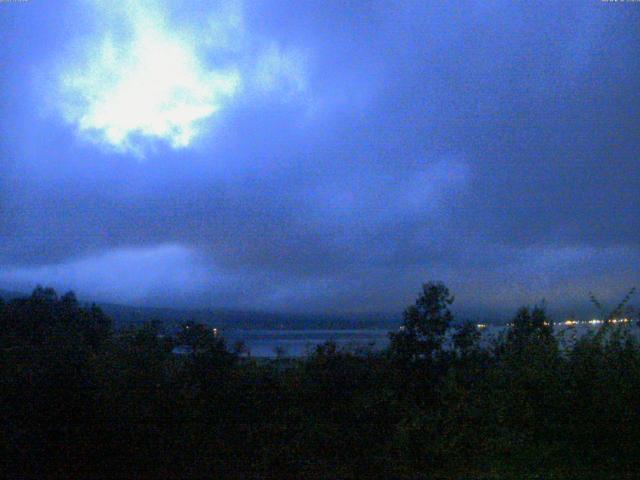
274;345;287;358
452;320;480;357
390;281;454;361
233;340;249;356
177;321;226;355
589;287;636;324
505;305;554;351
5;283;640;477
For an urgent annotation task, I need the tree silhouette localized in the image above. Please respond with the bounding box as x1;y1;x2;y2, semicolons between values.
390;281;454;362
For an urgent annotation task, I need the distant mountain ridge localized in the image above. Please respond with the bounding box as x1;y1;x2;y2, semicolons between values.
0;289;400;331
5;288;582;330
0;289;26;301
99;301;401;331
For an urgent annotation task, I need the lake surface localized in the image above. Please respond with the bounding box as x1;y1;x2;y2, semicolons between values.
225;329;391;358
225;323;638;358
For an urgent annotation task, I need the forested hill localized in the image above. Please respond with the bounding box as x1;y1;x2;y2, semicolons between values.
0;289;400;330
98;302;401;331
0;289;25;301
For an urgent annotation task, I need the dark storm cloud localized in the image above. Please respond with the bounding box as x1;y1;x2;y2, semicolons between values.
0;0;638;315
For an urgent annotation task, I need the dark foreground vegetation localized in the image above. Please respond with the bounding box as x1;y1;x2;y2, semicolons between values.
1;283;639;479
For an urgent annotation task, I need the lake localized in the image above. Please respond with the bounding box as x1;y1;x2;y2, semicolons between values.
225;329;391;358
224;322;638;358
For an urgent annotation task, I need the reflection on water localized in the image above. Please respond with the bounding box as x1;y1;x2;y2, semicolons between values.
226;329;391;358
225;323;639;358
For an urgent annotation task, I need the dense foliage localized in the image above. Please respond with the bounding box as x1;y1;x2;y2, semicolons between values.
1;284;639;478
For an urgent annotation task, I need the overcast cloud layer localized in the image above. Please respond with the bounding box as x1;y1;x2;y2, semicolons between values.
1;0;639;317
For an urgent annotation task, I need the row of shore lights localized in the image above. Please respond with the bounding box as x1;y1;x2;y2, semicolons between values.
204;320;632;333
476;318;632;330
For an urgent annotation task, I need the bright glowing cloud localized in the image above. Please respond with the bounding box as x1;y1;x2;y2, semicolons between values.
56;0;307;155
254;44;307;95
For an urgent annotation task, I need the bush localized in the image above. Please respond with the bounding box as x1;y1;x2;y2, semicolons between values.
2;285;639;477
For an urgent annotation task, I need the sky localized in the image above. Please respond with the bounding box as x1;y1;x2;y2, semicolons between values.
0;0;639;318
